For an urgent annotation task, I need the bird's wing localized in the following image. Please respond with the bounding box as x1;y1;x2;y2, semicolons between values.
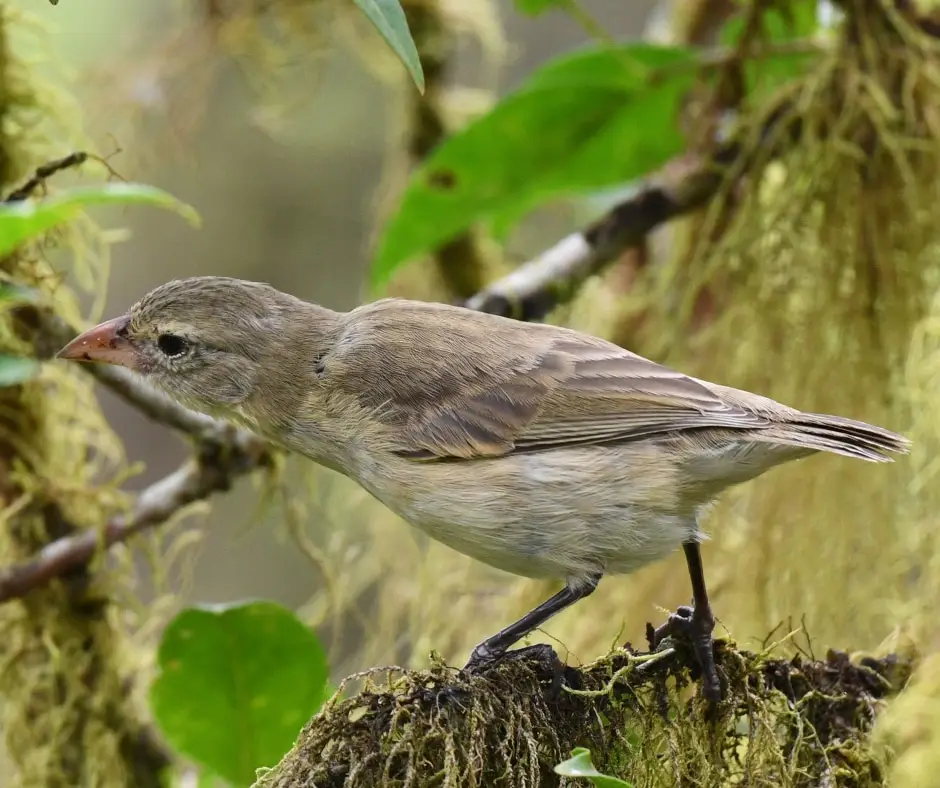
332;301;770;461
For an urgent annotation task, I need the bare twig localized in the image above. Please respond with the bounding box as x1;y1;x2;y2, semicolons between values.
0;429;270;604
2;150;124;203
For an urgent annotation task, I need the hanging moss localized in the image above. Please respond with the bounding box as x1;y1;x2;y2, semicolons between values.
0;5;169;787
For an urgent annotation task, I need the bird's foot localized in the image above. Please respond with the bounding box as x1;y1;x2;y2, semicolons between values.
647;604;721;703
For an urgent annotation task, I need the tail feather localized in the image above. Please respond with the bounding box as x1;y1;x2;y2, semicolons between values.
763;412;911;463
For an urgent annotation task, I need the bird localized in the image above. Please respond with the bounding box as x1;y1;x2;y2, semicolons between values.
56;276;910;701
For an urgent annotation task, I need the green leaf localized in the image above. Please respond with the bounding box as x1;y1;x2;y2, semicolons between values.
514;0;568;14
0;282;37;305
554;748;634;787
149;600;329;787
0;182;200;259
371;43;697;288
0;356;39;387
353;0;425;93
719;2;820;47
717;5;819;101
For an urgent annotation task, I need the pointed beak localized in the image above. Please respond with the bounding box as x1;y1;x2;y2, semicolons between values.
56;315;138;369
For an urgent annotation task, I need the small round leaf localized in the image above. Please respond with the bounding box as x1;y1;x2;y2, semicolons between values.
150;600;329;786
554;747;634;787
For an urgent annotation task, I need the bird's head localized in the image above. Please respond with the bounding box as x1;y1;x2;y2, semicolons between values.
57;276;314;420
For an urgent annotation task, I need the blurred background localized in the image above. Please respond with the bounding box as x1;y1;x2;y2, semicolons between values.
7;4;940;779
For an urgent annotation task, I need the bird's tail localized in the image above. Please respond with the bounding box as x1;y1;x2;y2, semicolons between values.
761;412;911;463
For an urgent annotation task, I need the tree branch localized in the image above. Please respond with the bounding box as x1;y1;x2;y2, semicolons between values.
465;155;720;319
466;102;801;321
0;428;270;604
256;644;912;786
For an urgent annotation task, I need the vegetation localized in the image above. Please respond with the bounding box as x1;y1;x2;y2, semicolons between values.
0;0;938;785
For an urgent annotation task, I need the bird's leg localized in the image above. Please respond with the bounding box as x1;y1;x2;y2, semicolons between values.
463;573;601;671
648;542;721;702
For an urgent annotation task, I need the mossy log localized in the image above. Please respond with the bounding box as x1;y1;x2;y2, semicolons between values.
256;638;912;788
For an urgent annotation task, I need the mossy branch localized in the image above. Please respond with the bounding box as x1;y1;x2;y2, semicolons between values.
0;425;270;603
0;17;173;782
256;640;913;787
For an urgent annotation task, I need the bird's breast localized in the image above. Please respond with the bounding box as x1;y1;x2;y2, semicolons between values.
347;443;698;580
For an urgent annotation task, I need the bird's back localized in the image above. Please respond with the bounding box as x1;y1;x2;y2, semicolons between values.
333;298;908;466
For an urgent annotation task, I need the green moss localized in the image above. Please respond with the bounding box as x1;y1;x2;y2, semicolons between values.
256;641;912;788
0;5;166;787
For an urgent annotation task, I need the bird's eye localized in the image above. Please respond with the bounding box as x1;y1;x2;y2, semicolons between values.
157;333;189;358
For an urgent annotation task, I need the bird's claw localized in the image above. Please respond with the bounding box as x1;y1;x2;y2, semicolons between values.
648;605;694;650
462;642;500;673
648;602;721;703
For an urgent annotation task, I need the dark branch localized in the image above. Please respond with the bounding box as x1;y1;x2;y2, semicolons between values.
465;157;720;320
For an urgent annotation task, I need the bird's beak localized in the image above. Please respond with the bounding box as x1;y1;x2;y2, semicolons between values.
56;315;138;369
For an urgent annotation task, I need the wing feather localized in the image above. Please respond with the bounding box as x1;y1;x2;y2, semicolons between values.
333;300;768;461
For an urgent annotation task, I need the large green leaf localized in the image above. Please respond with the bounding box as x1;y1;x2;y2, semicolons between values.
149;600;329;787
554;748;634;787
353;0;425;93
371;43;697;288
0;182;200;259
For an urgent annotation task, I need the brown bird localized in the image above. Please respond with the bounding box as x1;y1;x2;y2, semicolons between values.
57;277;910;700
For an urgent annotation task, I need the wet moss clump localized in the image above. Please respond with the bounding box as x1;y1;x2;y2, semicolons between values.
256;638;912;788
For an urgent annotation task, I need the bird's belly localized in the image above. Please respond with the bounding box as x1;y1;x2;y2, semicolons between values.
353;446;699;581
